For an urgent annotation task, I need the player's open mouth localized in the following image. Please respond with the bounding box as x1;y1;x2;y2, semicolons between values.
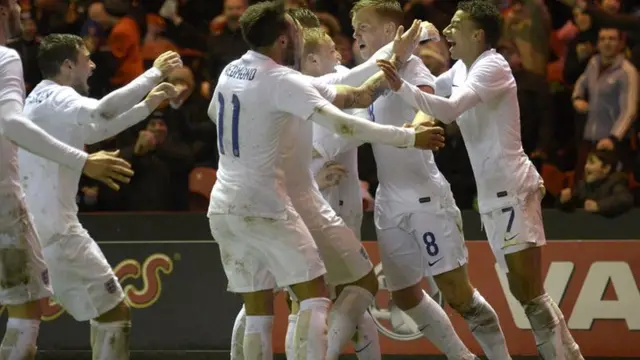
358;42;366;50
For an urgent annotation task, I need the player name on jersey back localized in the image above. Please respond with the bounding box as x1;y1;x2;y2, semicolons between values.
224;64;258;81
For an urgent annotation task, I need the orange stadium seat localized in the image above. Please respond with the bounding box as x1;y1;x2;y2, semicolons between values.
188;167;217;211
541;164;574;196
629;172;640;190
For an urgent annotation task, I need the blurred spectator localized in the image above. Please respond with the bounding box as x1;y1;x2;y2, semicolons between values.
502;0;552;76
558;149;633;216
599;0;622;14
334;34;355;68
316;11;341;38
33;0;84;35
164;67;218;167
83;2;118;97
141;14;178;68
206;0;248;90
498;40;554;159
106;0;147;88
117;112;195;211
572;28;638;180
7;11;41;94
568;0;640;70
563;7;599;85
416;40;449;77
402;0;451;32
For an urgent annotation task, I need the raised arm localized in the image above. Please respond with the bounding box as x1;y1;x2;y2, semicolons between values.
312;108;368;161
276;72;445;150
377;58;511;123
319;20;425;86
77;51;182;121
81;83;178;144
330;71;388;109
0;53;87;171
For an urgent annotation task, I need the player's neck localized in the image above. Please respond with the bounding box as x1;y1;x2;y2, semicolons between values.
257;47;285;65
48;74;71;87
462;45;489;69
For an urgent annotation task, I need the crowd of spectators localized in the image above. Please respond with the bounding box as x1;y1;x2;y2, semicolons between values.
10;0;640;216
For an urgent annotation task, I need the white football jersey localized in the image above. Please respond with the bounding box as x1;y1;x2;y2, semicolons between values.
435;50;541;213
310;65;365;236
208;51;336;219
370;56;450;228
0;47;24;195
19;79;151;241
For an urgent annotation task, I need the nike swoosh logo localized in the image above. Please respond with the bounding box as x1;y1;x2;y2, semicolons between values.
505;233;519;242
428;258;443;267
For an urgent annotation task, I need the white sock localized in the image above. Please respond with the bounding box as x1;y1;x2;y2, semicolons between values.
90;320;131;360
0;318;39;360
525;293;583;360
285;314;297;360
294;297;330;360
326;286;374;360
404;291;475;360
352;310;381;360
549;300;584;360
462;290;511;360
231;306;247;360
243;315;273;360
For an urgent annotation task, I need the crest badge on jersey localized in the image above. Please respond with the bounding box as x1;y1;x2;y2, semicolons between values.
104;277;118;294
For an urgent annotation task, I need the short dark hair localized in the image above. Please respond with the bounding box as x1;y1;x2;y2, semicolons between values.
457;0;502;48
599;27;622;39
350;0;404;26
287;7;320;28
589;149;619;170
239;0;289;49
37;34;85;78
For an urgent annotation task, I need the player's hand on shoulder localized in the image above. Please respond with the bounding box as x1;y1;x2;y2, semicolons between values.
316;161;348;190
412;125;445;151
376;59;402;91
153;51;183;78
83;150;133;191
392;19;422;63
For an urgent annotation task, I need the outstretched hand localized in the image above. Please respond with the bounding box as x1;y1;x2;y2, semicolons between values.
376;59;402;91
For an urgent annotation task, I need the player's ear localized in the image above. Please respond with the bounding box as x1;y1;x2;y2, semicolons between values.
473;29;483;42
383;22;395;37
278;34;287;46
306;53;317;64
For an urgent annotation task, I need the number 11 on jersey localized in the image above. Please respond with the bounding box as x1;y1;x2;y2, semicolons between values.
217;93;241;157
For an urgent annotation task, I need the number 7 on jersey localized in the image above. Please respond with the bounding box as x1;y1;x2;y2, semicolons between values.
217;93;241;157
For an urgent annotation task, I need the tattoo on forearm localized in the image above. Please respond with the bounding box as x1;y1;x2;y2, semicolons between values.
341;73;387;108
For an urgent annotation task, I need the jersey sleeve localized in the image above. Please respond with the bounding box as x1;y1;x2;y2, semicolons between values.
0;52;87;171
317;42;393;86
312;108;365;161
434;66;455;97
465;57;514;102
274;73;335;120
405;57;436;89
